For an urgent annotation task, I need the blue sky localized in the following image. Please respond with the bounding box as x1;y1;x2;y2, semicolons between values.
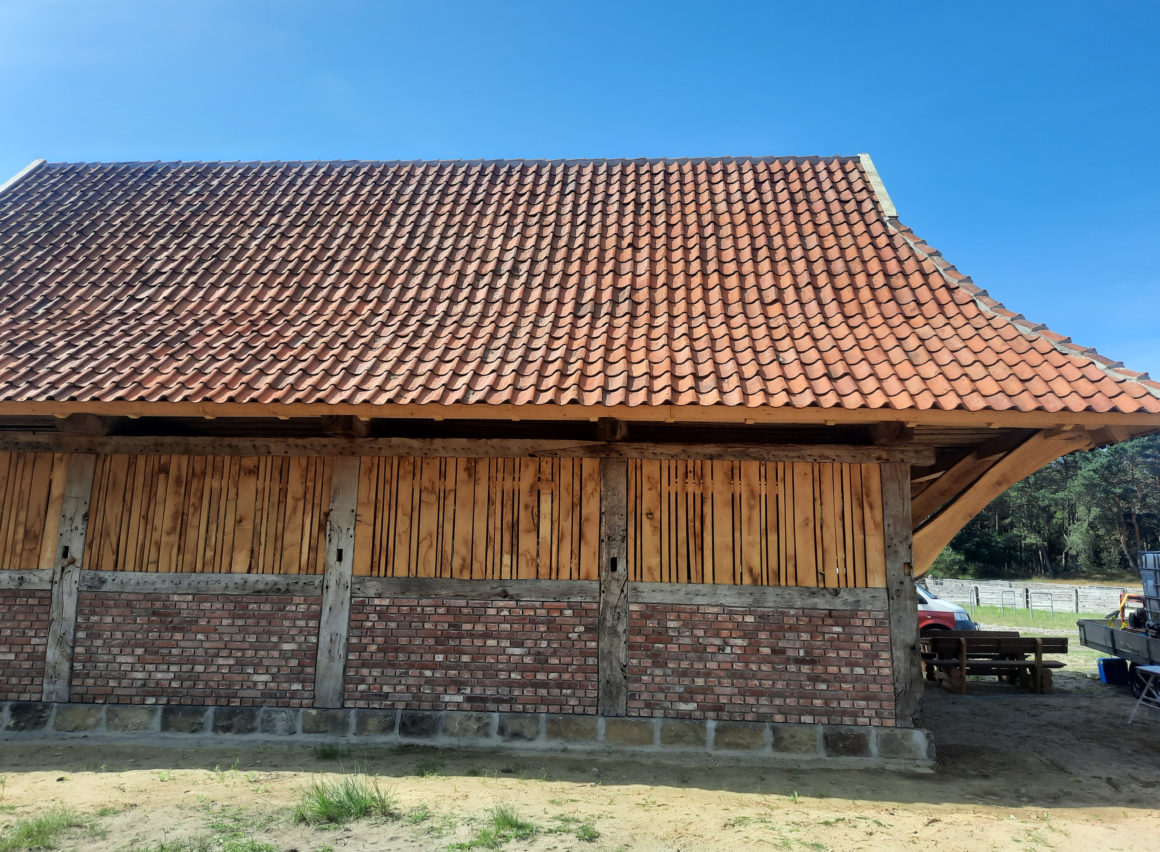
2;0;1157;376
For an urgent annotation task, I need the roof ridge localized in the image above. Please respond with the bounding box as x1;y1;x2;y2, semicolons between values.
887;217;1160;399
39;154;864;170
0;159;46;196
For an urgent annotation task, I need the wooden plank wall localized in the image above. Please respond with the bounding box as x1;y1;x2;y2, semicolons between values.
353;456;600;580
83;454;333;574
627;460;887;588
0;451;68;570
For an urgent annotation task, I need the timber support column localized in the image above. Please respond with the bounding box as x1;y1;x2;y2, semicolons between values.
42;453;97;703
882;461;921;726
598;457;629;716
314;456;360;709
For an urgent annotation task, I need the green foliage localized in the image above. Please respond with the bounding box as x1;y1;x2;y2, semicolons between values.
942;434;1160;578
0;809;90;851
294;774;398;825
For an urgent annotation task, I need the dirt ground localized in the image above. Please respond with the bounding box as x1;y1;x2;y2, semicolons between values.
1;672;1158;851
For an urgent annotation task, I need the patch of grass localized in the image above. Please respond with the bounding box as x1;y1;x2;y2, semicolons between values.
406;805;434;825
970;605;1106;629
449;805;538;850
0;809;92;852
294;774;398;825
312;743;350;761
414;758;443;777
576;823;599;842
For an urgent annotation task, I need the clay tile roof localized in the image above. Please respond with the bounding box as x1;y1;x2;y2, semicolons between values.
0;155;1157;416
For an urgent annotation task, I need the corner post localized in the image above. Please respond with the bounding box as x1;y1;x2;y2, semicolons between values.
881;461;921;726
314;456;360;708
598;457;629;716
42;453;97;703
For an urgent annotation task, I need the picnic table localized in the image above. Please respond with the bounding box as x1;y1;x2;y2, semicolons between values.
921;630;1067;694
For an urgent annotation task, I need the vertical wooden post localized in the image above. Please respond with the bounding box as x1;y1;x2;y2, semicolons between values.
597;457;629;716
881;462;921;726
314;456;360;709
42;453;97;703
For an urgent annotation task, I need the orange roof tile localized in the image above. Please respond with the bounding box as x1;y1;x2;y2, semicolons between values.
0;155;1157;416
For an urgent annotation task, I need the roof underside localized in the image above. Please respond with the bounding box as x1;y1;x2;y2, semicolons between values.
0;156;1156;417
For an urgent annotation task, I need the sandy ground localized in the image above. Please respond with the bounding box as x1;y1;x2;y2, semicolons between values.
1;672;1158;851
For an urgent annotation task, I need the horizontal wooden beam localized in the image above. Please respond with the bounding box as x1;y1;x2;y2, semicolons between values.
352;577;600;601
2;399;1159;430
79;571;324;596
629;582;889;610
0;433;935;464
0;569;52;591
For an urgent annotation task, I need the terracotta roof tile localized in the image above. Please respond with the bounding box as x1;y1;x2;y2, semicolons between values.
0;156;1156;416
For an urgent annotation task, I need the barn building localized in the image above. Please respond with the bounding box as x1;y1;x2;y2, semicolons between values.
0;156;1157;762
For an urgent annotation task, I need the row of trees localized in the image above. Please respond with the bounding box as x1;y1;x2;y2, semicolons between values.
931;434;1160;579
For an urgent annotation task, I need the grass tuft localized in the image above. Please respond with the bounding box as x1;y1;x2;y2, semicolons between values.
0;809;91;852
294;774;398;825
450;805;538;849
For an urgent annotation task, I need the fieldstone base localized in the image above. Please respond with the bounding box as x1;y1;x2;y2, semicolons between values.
0;701;934;768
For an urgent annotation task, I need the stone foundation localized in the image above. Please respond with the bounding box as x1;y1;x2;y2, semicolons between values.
0;701;934;768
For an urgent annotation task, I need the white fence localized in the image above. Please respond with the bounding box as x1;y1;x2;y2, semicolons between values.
925;577;1138;615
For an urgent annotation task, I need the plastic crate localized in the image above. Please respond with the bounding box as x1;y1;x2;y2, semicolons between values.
1098;657;1129;685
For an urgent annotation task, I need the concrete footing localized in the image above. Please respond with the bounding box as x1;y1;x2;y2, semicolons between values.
0;701;934;768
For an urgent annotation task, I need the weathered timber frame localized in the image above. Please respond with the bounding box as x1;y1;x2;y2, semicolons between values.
0;434;933;465
9;436;930;725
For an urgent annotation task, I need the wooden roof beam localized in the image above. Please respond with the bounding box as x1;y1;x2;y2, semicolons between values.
911;429;1094;576
910;430;1031;525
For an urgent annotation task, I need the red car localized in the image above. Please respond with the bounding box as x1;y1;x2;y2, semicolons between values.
917;583;978;634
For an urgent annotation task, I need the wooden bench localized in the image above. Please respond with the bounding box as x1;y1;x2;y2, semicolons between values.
922;634;1067;694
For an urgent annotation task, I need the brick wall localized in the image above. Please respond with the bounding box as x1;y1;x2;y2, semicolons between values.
0;588;49;701
346;598;598;713
72;592;320;706
628;603;896;726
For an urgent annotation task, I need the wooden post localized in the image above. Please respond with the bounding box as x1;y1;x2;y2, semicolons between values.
314;456;360;708
42;453;97;703
881;462;921;726
597;457;629;716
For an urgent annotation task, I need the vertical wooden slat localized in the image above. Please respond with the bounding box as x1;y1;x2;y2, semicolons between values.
414;458;439;577
537;459;553;579
841;463;856;588
862;463;886;587
17;453;53;569
8;452;29;567
557;459;574;580
849;463;867;587
471;457;490;579
36;454;69;572
578;458;600;582
639;459;662;583
0;452;14;565
452;458;476;579
739;461;761;585
791;462;818;587
516;458;539;579
818;463;837;588
674;461;688;584
229;457;258;573
711;461;734;584
393;457;415;577
352;456;376;577
158;455;188;573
